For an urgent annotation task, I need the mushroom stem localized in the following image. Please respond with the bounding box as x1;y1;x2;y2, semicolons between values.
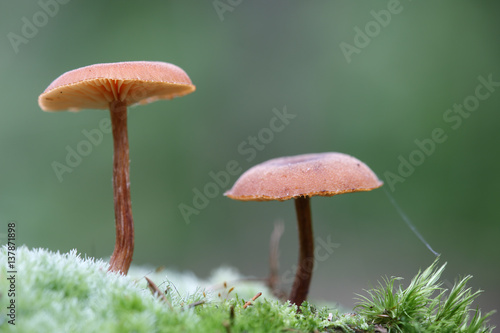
289;196;314;306
108;100;134;274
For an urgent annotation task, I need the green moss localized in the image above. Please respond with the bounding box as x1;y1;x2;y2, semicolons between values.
0;247;494;332
355;259;495;332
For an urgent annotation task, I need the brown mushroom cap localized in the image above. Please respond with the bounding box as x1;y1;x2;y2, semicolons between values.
224;152;383;201
38;61;195;112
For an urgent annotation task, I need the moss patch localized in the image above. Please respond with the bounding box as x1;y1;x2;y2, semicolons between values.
0;247;494;332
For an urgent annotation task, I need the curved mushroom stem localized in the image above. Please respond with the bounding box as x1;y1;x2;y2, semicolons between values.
289;196;314;306
108;100;134;274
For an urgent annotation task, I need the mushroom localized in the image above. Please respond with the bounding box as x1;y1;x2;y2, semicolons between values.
224;152;383;306
38;61;195;274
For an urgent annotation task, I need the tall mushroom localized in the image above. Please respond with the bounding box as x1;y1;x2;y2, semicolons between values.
38;61;195;274
224;152;383;306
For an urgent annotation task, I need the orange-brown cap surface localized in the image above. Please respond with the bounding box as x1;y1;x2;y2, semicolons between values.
38;61;195;112
224;152;383;201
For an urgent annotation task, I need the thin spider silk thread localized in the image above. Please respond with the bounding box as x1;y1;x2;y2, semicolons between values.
384;187;440;257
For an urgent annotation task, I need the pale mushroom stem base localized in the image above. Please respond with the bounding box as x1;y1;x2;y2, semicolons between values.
108;101;134;274
289;196;314;306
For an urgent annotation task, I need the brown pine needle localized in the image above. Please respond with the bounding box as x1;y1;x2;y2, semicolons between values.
188;300;206;308
145;276;172;309
243;292;263;309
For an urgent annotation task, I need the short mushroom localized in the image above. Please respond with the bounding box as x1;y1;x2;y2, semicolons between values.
38;61;195;274
224;152;383;306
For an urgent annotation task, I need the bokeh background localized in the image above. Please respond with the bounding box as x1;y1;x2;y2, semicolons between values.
1;0;499;327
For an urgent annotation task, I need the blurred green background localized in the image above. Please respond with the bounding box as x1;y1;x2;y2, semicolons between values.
1;0;499;326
